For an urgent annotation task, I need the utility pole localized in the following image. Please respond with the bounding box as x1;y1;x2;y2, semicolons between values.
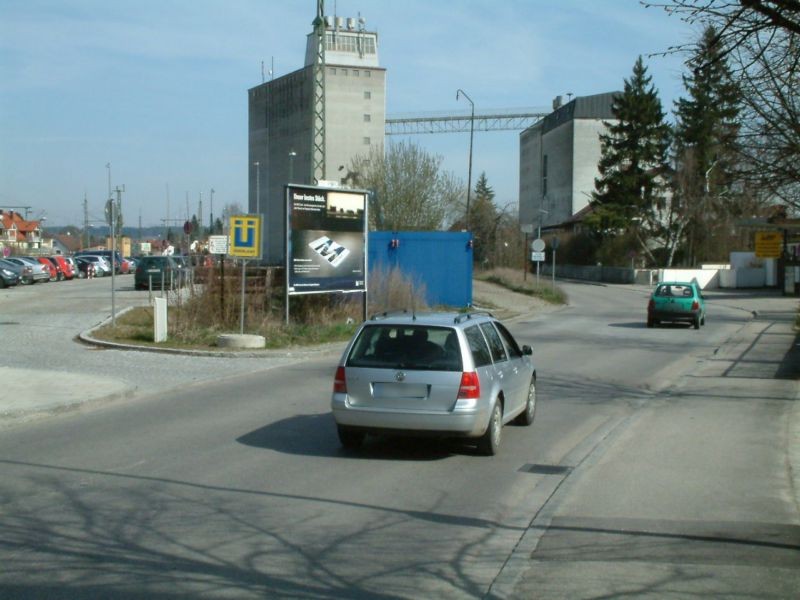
209;188;215;234
83;193;90;249
198;192;203;237
165;184;170;243
311;0;326;182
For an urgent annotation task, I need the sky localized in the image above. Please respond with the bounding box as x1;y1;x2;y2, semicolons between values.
0;0;702;228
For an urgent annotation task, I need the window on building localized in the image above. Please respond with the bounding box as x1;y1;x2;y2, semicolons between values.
353;70;360;77
341;69;348;76
364;70;371;78
542;154;548;196
363;114;371;122
364;91;371;99
329;68;337;76
363;137;371;145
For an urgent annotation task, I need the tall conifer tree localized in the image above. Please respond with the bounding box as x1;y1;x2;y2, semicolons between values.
673;25;742;264
590;57;672;263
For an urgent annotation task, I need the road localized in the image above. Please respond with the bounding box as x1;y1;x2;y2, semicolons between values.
0;277;798;598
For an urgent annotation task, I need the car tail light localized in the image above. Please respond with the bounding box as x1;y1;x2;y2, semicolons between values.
458;371;480;399
333;366;347;394
691;300;699;310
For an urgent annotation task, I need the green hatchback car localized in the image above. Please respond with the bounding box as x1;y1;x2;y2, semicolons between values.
647;280;706;330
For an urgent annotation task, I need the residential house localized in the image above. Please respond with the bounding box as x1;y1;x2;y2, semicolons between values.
0;209;48;253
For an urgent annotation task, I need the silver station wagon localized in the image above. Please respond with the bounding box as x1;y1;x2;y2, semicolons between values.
331;311;536;455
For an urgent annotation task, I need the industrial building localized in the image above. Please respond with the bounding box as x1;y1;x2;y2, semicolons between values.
518;92;619;233
248;14;386;264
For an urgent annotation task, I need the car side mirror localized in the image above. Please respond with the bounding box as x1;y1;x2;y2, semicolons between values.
522;345;533;356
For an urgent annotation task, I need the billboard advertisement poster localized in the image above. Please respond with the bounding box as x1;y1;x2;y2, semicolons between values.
286;185;367;294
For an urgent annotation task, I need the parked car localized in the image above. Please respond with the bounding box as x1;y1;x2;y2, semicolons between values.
36;257;58;281
331;311;536;455
0;260;20;287
76;255;112;277
74;256;96;278
75;249;125;274
4;257;50;283
647;280;706;329
0;257;32;285
134;255;188;290
64;256;78;277
49;255;74;280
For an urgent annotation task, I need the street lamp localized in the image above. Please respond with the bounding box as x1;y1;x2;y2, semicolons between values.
456;89;474;230
289;150;297;183
253;161;260;215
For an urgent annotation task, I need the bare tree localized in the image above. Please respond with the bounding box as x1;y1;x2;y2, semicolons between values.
646;0;800;210
349;141;464;231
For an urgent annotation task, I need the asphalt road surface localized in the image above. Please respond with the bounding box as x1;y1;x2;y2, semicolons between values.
0;276;797;598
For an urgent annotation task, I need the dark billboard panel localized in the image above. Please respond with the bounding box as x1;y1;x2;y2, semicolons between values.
286;185;367;294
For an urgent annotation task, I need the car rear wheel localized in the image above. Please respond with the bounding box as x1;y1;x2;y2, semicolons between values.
337;425;365;450
647;317;654;328
478;401;502;456
693;317;700;330
515;377;536;426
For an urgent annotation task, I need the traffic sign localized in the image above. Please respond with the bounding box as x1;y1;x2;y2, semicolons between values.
208;235;228;255
104;198;115;225
228;215;262;259
755;231;781;258
531;251;546;262
531;238;546;252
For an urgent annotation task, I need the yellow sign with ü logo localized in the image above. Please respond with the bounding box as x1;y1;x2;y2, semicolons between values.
228;215;262;259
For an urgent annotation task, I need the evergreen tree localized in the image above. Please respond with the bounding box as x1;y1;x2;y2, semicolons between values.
673;25;742;264
589;56;672;265
468;172;499;265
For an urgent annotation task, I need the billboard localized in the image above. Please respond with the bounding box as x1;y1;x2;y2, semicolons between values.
286;185;367;294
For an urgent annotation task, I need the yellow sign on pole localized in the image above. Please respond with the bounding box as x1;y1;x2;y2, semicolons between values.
228;215;262;259
754;231;782;259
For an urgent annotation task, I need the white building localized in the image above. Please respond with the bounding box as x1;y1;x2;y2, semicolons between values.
519;92;619;232
248;14;386;264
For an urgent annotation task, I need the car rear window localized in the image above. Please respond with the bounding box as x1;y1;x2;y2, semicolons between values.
657;284;694;297
346;324;462;371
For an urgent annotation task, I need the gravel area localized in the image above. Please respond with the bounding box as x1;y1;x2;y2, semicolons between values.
472;278;562;320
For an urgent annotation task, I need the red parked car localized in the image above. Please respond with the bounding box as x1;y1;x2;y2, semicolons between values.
36;257;58;281
49;255;74;280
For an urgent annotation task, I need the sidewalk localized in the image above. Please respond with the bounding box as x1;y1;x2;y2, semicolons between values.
494;288;800;599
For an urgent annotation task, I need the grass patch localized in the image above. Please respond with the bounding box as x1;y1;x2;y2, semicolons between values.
90;264;428;351
476;267;567;304
92;306;359;350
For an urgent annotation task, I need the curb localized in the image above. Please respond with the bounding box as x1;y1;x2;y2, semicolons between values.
78;306;347;359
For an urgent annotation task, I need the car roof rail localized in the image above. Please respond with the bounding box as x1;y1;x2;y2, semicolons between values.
369;309;412;321
454;310;494;324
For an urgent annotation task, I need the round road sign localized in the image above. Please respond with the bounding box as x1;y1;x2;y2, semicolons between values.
531;238;546;252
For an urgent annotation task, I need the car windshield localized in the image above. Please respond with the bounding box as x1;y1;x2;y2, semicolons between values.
347;324;462;371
